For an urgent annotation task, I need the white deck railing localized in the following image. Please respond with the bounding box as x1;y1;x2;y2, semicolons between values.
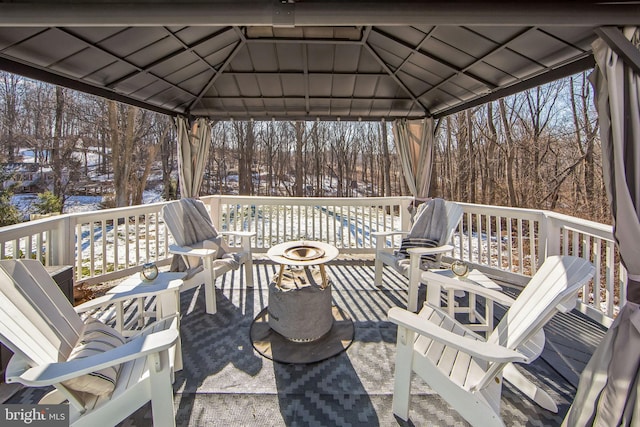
455;203;620;326
0;196;619;326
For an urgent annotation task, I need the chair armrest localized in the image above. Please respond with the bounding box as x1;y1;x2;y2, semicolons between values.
219;231;256;238
407;244;454;256
372;230;409;238
420;270;515;307
372;230;409;249
168;244;217;258
219;231;254;253
7;329;179;387
74;282;182;314
388;307;527;363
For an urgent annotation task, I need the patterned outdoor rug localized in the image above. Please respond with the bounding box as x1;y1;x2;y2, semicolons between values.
7;263;585;426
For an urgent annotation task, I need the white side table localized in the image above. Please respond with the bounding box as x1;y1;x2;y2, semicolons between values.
107;272;185;336
420;269;502;333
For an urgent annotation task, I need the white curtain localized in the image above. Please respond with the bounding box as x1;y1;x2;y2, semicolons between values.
393;118;435;203
177;116;211;198
563;27;640;427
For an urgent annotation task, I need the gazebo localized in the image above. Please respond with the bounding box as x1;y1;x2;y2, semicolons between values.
0;1;639;425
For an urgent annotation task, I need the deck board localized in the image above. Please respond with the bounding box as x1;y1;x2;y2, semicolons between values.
6;262;607;426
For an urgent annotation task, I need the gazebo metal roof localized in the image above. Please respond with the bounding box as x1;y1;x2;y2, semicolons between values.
0;1;638;120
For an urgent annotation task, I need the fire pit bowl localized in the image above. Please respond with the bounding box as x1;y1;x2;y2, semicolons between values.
283;245;325;261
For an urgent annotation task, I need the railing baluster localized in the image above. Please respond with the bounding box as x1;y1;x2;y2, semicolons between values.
102;219;107;275
145;213;150;262
529;220;537;275
620;264;628;307
76;223;82;281
114;217;119;272
134;215;140;266
606;241;615;316
89;222;95;277
125;216;131;269
465;213;472;263
496;216;502;270
517;218;524;274
506;217;513;271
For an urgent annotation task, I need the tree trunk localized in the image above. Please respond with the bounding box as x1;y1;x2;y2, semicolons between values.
294;121;305;197
499;98;518;207
381;121;392;197
52;86;64;199
109;101;137;207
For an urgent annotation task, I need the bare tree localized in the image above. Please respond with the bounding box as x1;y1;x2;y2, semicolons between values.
0;72;23;162
108;101;138;207
233;120;255;195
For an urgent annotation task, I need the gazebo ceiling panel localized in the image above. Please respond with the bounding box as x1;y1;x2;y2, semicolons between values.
83;61;135;86
67;27;128;44
235;74;261;97
230;44;261;72
402;56;459;86
4;29;86;68
306;44;337;72
201;43;238;70
275;43;304;70
126;37;186;70
375;25;430;49
0;27;46;50
483;49;540;80
50;49;115;80
431;26;497;59
332;75;357;97
213;74;242;97
171;26;230;46
542;27;597;51
96;27;169;58
173;72;214;97
256;74;283;97
333;44;362;72
0;1;635;120
465;62;513;87
507;31;583;67
395;70;432;97
154;53;206;81
421;37;478;71
133;79;174;101
246;43;280;72
192;35;240;60
308;74;333;97
353;75;380;98
115;72;160;96
282;74;305;97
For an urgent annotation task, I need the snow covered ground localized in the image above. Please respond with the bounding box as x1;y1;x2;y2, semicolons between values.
12;189;164;220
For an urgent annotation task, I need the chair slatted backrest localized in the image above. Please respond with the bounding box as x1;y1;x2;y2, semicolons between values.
444;202;463;245
162;198;218;248
0;260;83;366
477;256;594;390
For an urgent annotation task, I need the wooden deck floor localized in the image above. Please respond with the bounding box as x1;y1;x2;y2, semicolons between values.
6;259;607;426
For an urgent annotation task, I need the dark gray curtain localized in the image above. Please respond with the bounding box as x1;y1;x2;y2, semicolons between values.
563;27;640;427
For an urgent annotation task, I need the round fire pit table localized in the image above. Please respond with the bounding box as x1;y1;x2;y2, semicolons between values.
267;240;339;289
250;240;353;364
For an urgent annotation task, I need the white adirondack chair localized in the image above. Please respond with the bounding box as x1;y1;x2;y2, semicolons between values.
162;198;254;314
0;259;181;427
373;199;463;311
388;255;595;426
